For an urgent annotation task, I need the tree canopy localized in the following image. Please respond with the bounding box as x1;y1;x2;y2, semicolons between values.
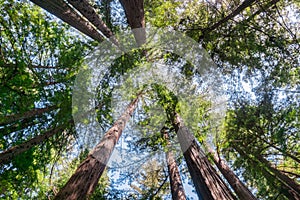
0;0;299;199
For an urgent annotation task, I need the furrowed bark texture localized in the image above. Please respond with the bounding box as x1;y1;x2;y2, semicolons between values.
67;0;119;45
205;144;257;200
54;94;141;200
173;113;236;200
163;130;187;200
30;0;104;42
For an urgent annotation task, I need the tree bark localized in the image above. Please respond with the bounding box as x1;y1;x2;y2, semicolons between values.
173;113;236;200
67;0;119;45
54;93;142;200
0;105;57;126
235;146;300;200
0;121;70;163
205;144;257;200
255;153;300;194
163;129;187;200
29;0;104;43
198;0;279;41
119;0;146;46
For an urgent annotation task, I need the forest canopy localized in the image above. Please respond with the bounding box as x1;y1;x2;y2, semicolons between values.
0;0;299;199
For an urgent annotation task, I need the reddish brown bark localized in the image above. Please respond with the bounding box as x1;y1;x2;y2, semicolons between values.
205;144;257;200
163;130;186;200
54;93;141;200
30;0;104;42
67;0;119;46
0;122;69;163
119;0;146;46
173;113;236;200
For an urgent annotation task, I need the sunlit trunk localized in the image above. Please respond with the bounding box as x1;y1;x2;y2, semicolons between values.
54;93;141;200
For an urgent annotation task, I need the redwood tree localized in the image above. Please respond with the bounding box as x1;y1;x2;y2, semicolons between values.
54;93;142;200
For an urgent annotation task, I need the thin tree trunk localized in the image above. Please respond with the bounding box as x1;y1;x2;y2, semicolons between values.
235;145;300;200
198;0;280;41
255;153;300;193
54;93;142;200
0;105;57;126
163;129;187;200
205;144;257;200
119;0;146;46
67;0;119;46
29;0;104;43
0;122;70;163
256;133;300;163
173;113;236;200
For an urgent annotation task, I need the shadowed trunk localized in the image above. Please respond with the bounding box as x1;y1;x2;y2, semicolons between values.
54;93;142;200
205;144;257;200
198;0;280;41
119;0;146;46
67;0;118;45
29;0;104;42
0;105;57;126
0;121;71;163
163;129;187;200
255;153;300;193
173;113;236;200
235;145;300;199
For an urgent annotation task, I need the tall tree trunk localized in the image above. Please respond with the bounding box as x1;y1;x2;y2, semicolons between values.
119;0;146;46
205;143;257;200
0;121;70;163
173;113;236;200
235;145;300;199
54;93;142;200
163;129;187;200
29;0;104;42
67;0;119;46
0;105;57;126
255;153;300;193
198;0;280;41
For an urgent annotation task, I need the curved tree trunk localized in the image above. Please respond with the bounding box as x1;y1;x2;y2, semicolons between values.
173;113;236;200
54;93;142;200
163;129;187;200
29;0;104;42
205;144;257;200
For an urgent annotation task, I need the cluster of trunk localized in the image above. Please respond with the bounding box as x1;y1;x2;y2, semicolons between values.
173;113;236;200
205;144;257;200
